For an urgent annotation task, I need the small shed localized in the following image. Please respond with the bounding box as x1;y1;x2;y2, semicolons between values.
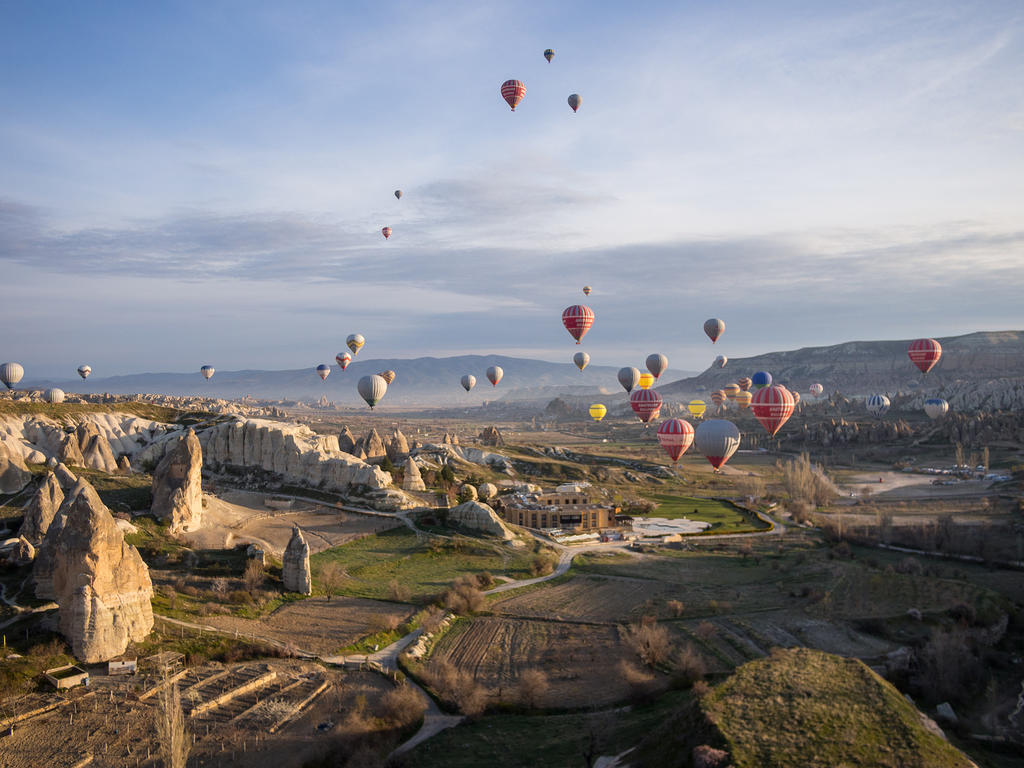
44;664;89;689
143;651;184;675
108;657;138;676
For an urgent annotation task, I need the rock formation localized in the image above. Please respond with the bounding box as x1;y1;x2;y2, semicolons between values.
57;431;85;466
117;455;132;474
282;527;311;595
151;428;203;534
477;482;498;501
76;422;119;473
0;441;31;493
46;480;153;662
402;457;426;491
361;428;387;460
458;483;478;502
448;500;514;540
18;472;65;545
12;536;35;566
479;426;504;446
338;426;357;454
387;428;410;462
53;462;78;489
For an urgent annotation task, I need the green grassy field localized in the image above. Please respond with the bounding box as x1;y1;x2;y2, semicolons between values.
310;527;540;601
642;493;770;533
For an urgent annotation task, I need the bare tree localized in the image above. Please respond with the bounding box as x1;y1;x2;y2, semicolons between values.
319;562;346;600
388;578;411;602
157;675;190;768
667;599;685;618
242;558;264;592
623;616;672;667
516;668;550;709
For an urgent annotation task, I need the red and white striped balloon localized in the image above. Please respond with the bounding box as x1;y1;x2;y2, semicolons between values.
908;338;942;373
629;388;662;424
561;305;594;344
656;418;694;462
751;385;796;436
501;80;526;111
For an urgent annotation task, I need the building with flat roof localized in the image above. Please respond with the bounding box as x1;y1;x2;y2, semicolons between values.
495;486;617;533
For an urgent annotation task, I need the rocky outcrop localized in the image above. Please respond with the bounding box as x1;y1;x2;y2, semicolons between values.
338;426;357;454
458;484;478;502
117;455;131;474
19;472;65;545
479;426;504;446
11;536;35;566
151;429;203;534
53;462;78;489
76;422;119;473
402;457;426;492
387;428;410;462
0;441;31;493
360;428;387;460
57;431;85;466
46;480;154;662
448;500;514;540
477;482;498;501
282;527;311;595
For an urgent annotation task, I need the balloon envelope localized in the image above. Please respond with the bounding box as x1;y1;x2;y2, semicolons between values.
582;285;592;296
461;374;476;392
346;334;365;354
714;355;727;368
43;388;64;404
809;383;823;396
573;351;590;371
645;353;668;379
394;190;402;199
316;364;331;381
200;366;215;380
544;48;554;62
618;367;640;393
735;390;753;409
336;352;352;370
687;399;707;417
737;377;752;391
381;227;392;239
724;383;740;401
751;385;796;436
866;394;890;416
501;79;526;110
561;305;594;344
567;93;581;112
751;371;772;389
657;418;695;462
908;338;942;373
486;365;504;387
629;388;662;424
379;370;396;385
358;375;388;408
638;373;655;390
77;365;92;380
589;403;607;422
924;398;949;419
1;362;24;389
704;318;725;343
695;419;741;470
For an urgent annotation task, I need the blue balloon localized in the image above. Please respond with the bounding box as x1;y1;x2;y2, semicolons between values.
751;371;772;389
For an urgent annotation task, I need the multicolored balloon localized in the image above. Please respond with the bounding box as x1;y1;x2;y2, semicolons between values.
317;364;331;381
200;365;215;380
751;385;796;436
687;399;707;418
735;390;752;409
646;353;668;379
573;351;590;372
792;391;801;406
486;365;503;387
866;394;890;416
589;403;607;422
924;398;949;419
561;305;594;344
704;318;725;343
638;372;655;390
711;390;727;411
358;374;387;409
908;338;942;374
751;371;772;390
461;374;476;392
657;418;694;463
737;377;752;391
694;419;741;471
582;285;592;296
809;383;823;396
77;365;92;380
379;370;396;385
336;351;353;370
347;334;365;355
724;383;740;402
501;79;526;111
567;93;581;113
544;49;554;63
714;355;727;368
381;226;392;240
618;367;640;393
629;388;662;424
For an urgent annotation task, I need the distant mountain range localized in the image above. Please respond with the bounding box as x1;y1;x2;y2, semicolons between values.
22;355;698;406
659;331;1024;399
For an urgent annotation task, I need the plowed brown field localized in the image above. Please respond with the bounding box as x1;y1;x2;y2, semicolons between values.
491;576;668;623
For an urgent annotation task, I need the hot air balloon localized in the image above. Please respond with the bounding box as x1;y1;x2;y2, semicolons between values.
346;334;365;355
381;226;392;240
866;394;890;416
336;351;352;370
751;385;795;436
629;388;662;424
358;374;387;409
715;355;727;369
43;388;64;404
618;367;640;393
724;383;740;402
501;79;526;111
704;318;725;343
394;190;402;199
317;364;331;381
908;338;942;374
567;93;581;113
200;366;215;380
486;365;503;387
582;285;592;296
379;370;396;385
0;363;24;390
737;377;752;391
77;365;92;380
695;419;741;471
792;391;801;406
646;353;668;380
688;399;707;418
544;48;554;62
735;390;753;409
924;398;949;419
809;383;823;397
751;371;772;390
561;305;594;344
461;374;476;392
589;404;607;422
573;351;590;371
638;372;655;390
711;390;727;411
657;418;694;463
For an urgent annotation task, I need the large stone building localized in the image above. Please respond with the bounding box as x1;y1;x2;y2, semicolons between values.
496;483;616;533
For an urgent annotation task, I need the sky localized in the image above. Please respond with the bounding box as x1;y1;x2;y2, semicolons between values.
1;0;1022;379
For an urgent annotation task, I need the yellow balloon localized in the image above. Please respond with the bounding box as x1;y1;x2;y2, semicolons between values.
589;403;607;422
735;390;752;409
638;372;655;390
687;399;707;417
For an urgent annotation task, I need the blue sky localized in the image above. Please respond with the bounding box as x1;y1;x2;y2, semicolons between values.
2;0;1022;378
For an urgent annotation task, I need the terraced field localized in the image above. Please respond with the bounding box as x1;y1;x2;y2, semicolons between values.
491;575;669;623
